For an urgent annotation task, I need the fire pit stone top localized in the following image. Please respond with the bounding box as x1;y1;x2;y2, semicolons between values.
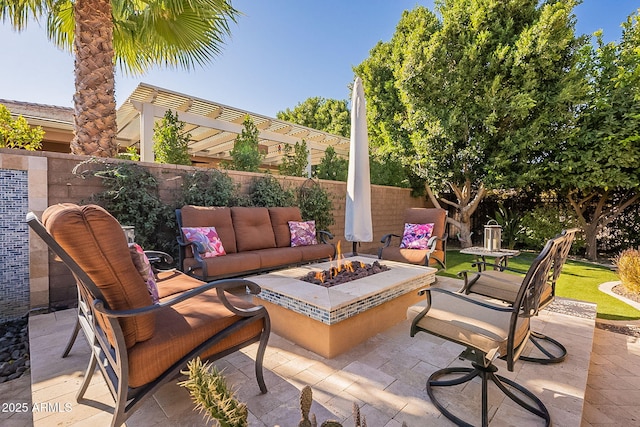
248;256;437;316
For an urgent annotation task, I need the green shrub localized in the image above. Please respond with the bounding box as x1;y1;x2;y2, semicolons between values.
86;161;176;255
519;205;584;253
616;248;640;295
0;104;44;150
297;179;334;233
491;203;522;250
180;169;239;207
249;175;295;207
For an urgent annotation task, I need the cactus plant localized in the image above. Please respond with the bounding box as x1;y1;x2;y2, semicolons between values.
179;357;248;427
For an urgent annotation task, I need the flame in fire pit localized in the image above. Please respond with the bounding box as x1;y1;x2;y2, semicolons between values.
300;241;390;287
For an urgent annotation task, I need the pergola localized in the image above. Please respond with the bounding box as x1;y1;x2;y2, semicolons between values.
116;83;351;171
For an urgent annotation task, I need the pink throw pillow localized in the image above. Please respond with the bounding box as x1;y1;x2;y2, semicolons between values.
288;220;318;247
182;226;226;258
128;243;160;304
400;223;435;250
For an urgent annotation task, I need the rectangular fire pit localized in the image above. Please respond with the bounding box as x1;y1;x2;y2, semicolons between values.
247;256;437;358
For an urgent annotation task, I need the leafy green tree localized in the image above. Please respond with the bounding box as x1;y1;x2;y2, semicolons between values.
357;1;585;247
277;97;350;137
153;110;192;165
0;104;44;150
355;7;437;195
549;13;640;260
224;115;263;172
278;140;309;177
1;1;238;157
314;145;348;181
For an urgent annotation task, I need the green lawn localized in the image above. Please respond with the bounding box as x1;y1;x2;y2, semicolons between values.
438;250;640;321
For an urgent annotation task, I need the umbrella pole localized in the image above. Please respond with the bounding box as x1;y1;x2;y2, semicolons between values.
352;241;358;256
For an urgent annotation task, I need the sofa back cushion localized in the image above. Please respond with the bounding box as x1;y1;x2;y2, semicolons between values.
232;207;277;252
268;207;303;248
42;203;155;348
180;206;237;254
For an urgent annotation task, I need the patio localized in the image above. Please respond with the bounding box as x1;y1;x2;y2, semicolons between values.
13;277;612;426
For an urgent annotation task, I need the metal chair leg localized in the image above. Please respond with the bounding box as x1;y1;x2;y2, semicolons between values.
61;317;80;358
427;362;551;427
520;330;568;364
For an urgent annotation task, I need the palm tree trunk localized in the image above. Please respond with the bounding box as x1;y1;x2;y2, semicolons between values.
70;0;118;157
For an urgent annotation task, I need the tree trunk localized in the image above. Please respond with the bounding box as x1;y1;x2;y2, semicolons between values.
584;221;599;261
428;180;487;249
567;189;640;261
70;0;118;157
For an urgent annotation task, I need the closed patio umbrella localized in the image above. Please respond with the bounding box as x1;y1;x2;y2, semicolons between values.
345;76;373;255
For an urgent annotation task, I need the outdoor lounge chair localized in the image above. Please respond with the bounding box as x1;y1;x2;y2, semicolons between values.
458;228;579;364
407;235;560;426
27;204;270;427
378;208;448;269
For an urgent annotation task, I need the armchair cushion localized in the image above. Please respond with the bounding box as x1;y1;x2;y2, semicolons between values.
43;204;155;348
128;243;160;304
128;286;264;388
289;220;318;247
400;223;434;249
181;226;226;258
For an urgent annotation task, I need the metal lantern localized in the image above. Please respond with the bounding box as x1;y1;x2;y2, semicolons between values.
121;225;136;244
483;220;502;251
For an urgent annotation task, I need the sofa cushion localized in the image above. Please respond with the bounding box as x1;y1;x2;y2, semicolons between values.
268;207;302;247
180;206;237;254
43;204;155;349
183;252;262;279
256;247;303;269
299;243;335;262
128;287;264;388
232;207;277;252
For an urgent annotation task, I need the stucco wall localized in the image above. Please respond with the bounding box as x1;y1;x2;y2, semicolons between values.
1;148;429;312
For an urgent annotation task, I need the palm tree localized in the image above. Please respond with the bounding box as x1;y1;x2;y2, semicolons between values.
1;0;237;157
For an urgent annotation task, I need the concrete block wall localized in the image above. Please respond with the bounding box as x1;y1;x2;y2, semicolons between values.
1;148;430;312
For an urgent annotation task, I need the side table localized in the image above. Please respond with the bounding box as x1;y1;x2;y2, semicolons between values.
459;247;521;271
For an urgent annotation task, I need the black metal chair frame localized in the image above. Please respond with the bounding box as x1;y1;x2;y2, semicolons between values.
61;250;175;358
458;228;578;364
410;237;559;426
27;212;271;427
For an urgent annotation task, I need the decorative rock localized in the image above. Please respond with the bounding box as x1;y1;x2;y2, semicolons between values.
0;316;29;382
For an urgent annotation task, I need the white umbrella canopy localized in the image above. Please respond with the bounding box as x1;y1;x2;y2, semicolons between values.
345;76;373;255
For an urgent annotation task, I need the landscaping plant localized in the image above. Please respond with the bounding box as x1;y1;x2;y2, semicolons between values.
0;104;43;150
179;358;248;427
616;248;640;295
249;174;295;207
153;109;192;165
297;179;335;234
180;169;239;207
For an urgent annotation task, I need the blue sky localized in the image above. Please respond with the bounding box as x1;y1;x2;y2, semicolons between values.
1;0;638;117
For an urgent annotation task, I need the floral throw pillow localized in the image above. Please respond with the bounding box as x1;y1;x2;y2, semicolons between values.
400;223;435;250
288;220;318;247
181;226;226;258
128;243;160;304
